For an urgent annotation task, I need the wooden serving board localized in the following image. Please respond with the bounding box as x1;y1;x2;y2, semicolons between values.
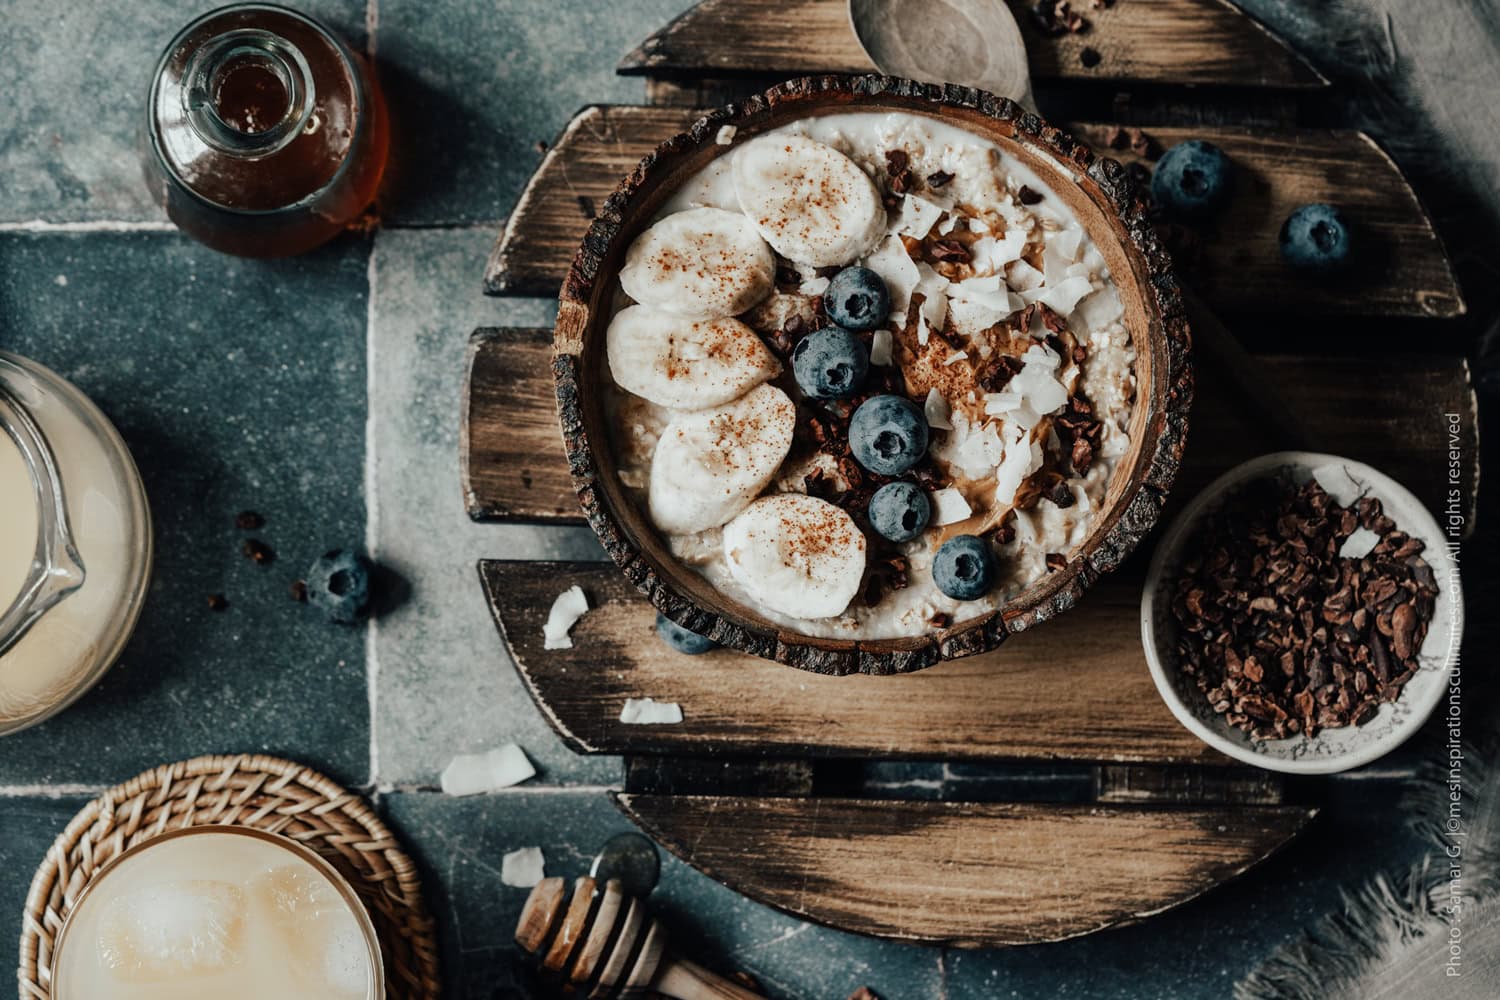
464;0;1477;949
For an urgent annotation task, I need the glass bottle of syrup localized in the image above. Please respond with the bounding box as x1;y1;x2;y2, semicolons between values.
145;3;389;257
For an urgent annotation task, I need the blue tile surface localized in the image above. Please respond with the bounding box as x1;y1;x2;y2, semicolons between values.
0;231;369;787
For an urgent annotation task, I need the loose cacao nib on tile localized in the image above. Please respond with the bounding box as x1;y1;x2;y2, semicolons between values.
235;510;264;530
1170;477;1439;740
241;538;275;565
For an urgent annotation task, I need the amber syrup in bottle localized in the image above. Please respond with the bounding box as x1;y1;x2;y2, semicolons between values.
145;3;389;257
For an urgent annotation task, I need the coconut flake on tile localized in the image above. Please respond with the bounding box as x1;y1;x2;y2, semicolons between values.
1037;275;1095;316
1313;463;1367;507
543;585;589;649
715;125;737;145
440;744;536;797
799;275;830;297
870;328;894;365
890;193;945;239
1006;259;1045;293
862;236;921;313
501;848;546;888
930;487;973;525
620;697;684;724
1340;526;1381;560
924;388;952;430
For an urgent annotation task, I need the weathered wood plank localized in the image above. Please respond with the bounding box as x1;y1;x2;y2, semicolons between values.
615;792;1316;946
618;0;1326;89
484;107;1463;318
461;329;582;523
463;334;1477;534
481;560;1228;765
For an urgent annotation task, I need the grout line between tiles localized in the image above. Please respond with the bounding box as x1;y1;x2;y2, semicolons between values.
365;0;378;59
0;783;106;799
365;233;381;791
0;220;175;233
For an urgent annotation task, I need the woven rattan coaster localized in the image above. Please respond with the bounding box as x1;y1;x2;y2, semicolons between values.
18;753;441;999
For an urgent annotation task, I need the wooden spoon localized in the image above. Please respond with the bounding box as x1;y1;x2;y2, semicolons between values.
849;0;1035;111
516;876;762;999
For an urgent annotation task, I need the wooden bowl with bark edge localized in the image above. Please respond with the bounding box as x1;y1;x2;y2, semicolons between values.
553;75;1192;676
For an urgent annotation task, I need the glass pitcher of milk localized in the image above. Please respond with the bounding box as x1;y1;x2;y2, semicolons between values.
0;352;152;735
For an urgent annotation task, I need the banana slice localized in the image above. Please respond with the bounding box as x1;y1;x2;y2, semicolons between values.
647;384;796;534
722;494;867;620
733;133;887;268
619;207;776;319
607;305;781;410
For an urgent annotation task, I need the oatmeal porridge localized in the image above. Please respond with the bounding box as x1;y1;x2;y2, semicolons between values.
602;111;1138;639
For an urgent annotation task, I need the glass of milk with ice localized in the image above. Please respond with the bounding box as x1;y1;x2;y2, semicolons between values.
50;826;384;999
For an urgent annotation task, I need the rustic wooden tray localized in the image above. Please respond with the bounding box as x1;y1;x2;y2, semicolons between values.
463;0;1478;948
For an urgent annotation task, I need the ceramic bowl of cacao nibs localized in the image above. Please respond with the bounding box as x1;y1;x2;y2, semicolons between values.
1141;452;1463;774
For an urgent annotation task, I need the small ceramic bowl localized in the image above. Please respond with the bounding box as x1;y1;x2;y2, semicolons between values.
1141;452;1463;774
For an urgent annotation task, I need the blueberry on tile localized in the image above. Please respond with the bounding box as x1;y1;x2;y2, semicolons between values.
823;267;890;332
1151;140;1232;217
868;482;931;542
850;395;928;476
1279;203;1353;272
933;535;996;601
306;549;373;624
791;326;869;400
655;613;715;655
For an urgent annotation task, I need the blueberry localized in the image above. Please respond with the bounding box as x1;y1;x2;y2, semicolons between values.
823;267;890;332
655;613;715;655
306;549;373;624
932;535;997;601
868;482;931;542
849;394;928;476
1151;140;1232;217
1279;203;1353;273
791;326;868;400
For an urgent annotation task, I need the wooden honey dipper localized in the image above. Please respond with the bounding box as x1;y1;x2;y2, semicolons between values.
515;875;763;999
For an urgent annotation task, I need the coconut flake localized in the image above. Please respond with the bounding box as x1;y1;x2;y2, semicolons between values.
930;487;973;526
501;847;546;888
715;125;737;145
970;228;1027;273
1013;364;1068;417
1313;463;1366;508
619;697;684;724
799;275;830;297
1006;259;1045;292
890;194;945;239
1339;526;1381;560
862;236;921;313
943;350;969;366
870;328;893;366
440;744;536;796
983;391;1022;416
1037;275;1095;316
937;213;959;235
914;264;950;327
543;585;589;649
924;388;952;430
995;434;1043;506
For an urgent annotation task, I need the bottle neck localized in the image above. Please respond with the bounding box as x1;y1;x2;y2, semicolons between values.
182;28;315;157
